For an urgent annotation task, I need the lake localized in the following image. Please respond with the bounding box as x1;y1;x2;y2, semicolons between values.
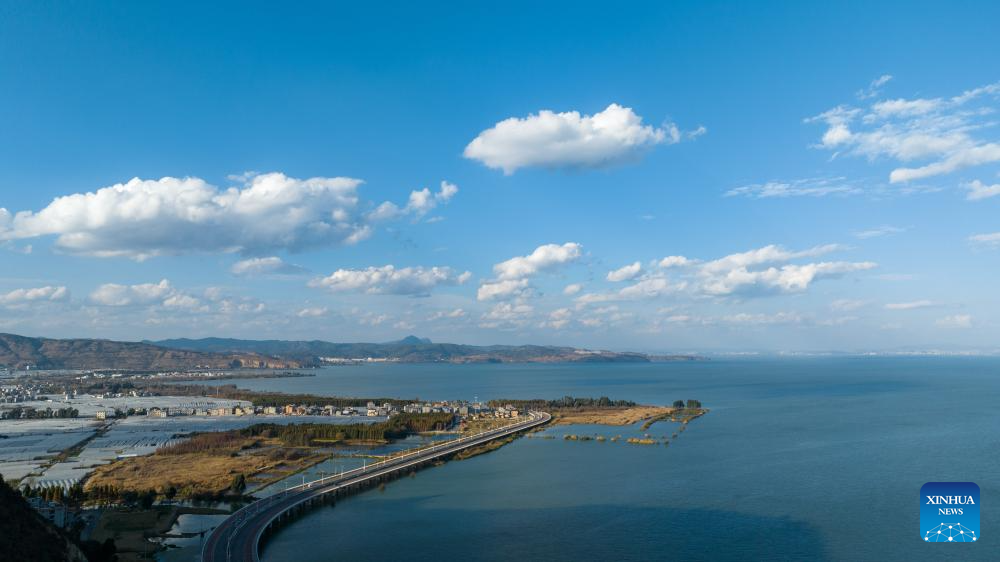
175;358;999;560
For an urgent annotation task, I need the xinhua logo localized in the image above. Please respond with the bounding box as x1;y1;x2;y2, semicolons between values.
920;482;980;543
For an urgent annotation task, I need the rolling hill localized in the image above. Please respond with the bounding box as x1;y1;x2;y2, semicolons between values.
0;333;304;370
150;336;657;364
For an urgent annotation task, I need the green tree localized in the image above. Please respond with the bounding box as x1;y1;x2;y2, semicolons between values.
138;490;155;509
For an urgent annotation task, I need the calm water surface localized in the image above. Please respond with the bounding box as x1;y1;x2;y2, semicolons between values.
182;358;999;561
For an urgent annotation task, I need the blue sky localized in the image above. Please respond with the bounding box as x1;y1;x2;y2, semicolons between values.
1;1;999;352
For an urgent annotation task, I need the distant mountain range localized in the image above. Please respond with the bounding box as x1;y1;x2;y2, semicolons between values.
0;333;303;371
0;332;702;371
149;336;661;365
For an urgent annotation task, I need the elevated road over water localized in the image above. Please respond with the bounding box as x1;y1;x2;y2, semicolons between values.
202;411;551;562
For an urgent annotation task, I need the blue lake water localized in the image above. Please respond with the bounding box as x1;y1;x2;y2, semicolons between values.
182;358;999;561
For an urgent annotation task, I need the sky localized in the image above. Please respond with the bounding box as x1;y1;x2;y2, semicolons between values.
1;1;999;353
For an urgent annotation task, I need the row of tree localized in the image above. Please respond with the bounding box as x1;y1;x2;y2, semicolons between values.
488;396;638;410
673;399;703;409
243;412;455;446
0;406;79;420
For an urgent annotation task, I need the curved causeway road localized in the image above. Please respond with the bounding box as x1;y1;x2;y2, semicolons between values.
202;411;551;562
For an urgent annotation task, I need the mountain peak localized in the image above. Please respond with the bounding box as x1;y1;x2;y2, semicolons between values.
393;335;432;345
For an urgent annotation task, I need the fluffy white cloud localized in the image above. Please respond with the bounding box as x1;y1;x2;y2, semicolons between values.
231;256;307;276
607;261;642;282
698;244;842;276
563;283;583;296
726;177;863;198
884;300;934;310
807;81;1000;183
477;278;530;301
85;280;209;312
544;308;573;329
464;104;701;174
309;265;471;296
492;243;582;280
577;244;873;304
699;261;877;296
0;286;69;306
937;314;973;328
479;243;582;301
89;280;178;307
297;307;328;318
657;256;692;268
966;180;1000;201
85;281;209;312
0;172;452;260
969;232;1000;247
479;303;534;329
367;181;459;221
576;277;678;305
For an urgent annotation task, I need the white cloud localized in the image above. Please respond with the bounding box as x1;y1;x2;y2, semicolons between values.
937;314;973;328
577;244;873;305
309;265;471;296
464;104;701;174
884;300;934;310
563;283;583;296
479;243;582;301
428;308;466;321
297;307;328;318
477;278;530;301
0;172;451;260
853;225;907;239
89;280;177;307
163;294;203;310
969;232;1000;247
545;307;573;329
694;244;873;297
576;276;678;305
966;179;1000;201
655;311;807;327
480;303;534;329
699;261;877;297
231;256;307;276
725;177;863;198
856;74;893;100
720;312;805;326
699;244;843;276
0;286;69;306
367;181;459;221
808;80;1000;183
493;242;582;280
607;261;642;282
657;255;692;268
356;312;390;326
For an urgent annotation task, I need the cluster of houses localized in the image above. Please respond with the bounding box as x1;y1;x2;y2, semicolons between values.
88;400;526;421
0;383;45;404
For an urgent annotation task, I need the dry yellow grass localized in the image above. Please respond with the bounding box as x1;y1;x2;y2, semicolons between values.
550;406;675;426
85;437;327;497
